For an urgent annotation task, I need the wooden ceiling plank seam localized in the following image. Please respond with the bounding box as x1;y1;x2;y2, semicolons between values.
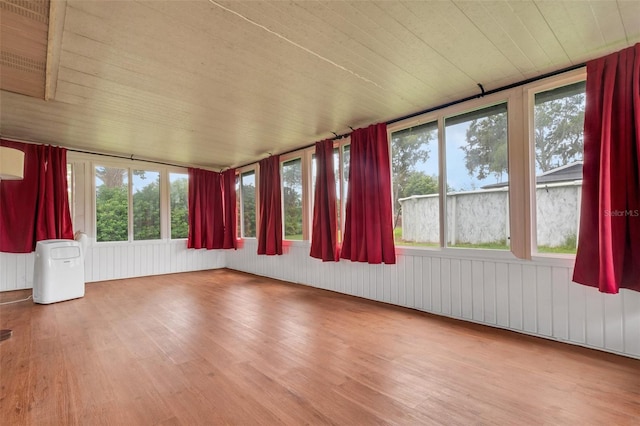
141;3;424;108
282;1;448;104
452;1;538;75
140;0;408;106
53;64;363;136
56;42;396;134
59;9;398;113
617;0;640;44
533;0;606;64
344;1;471;94
374;1;480;88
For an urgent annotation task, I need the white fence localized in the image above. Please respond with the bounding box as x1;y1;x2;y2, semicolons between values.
399;182;581;247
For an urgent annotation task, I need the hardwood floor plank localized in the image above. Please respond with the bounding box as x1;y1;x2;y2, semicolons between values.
1;269;639;424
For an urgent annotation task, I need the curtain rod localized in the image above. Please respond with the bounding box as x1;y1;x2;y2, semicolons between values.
235;62;586;170
67;148;193;170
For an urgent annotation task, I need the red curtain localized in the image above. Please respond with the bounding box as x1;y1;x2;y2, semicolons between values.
187;168;225;249
257;155;283;255
310;140;339;261
341;123;396;264
573;43;640;293
222;168;237;249
0;140;73;253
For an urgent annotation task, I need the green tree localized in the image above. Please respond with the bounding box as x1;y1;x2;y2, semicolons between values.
461;112;508;182
403;172;439;197
96;185;128;242
391;127;432;209
462;91;585;180
534;92;584;171
170;177;189;239
133;174;160;240
241;182;256;237
282;160;303;238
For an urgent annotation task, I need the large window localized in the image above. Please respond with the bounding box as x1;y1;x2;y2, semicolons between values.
282;158;303;240
240;170;256;238
391;121;439;247
533;81;585;254
445;103;509;250
132;170;161;240
169;173;188;239
95;166;129;242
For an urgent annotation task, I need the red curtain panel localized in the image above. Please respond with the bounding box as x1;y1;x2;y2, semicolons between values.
341;123;396;264
187;168;225;249
257;155;283;255
222;168;237;249
573;43;640;293
0;140;73;253
310;139;339;261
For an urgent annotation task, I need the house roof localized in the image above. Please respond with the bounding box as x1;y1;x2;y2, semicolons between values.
482;161;583;189
1;1;639;169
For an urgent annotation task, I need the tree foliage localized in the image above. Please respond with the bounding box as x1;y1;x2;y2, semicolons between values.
461;112;508;182
534;93;584;171
403;172;439;197
282;160;303;238
133;174;161;240
241;182;256;237
170;177;189;239
391;129;432;209
462;91;585;181
96;185;128;242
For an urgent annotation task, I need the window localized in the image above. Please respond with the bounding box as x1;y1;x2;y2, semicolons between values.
169;173;188;239
67;163;74;225
445;103;510;250
391;121;439;247
236;174;241;239
340;143;349;239
95;166;129;242
241;170;256;238
282;158;303;240
132;170;161;240
533;81;585;254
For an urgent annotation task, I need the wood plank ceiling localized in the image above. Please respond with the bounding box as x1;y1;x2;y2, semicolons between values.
1;0;639;169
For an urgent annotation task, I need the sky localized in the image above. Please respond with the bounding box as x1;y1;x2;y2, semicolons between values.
408;122;504;192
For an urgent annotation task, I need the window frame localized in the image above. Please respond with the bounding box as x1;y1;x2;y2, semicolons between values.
280;154;305;241
524;68;587;260
70;154;188;245
168;171;189;240
237;165;259;239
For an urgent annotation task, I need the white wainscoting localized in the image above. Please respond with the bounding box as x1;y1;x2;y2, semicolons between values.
227;239;640;360
0;240;226;291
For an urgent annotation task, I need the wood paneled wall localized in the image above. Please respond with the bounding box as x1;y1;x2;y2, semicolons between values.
226;240;640;360
0;240;225;291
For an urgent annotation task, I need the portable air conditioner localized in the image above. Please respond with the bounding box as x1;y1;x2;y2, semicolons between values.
33;239;85;304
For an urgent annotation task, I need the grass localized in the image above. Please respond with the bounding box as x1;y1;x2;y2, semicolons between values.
285;234;303;241
394;228;439;248
449;241;509;250
537;234;577;254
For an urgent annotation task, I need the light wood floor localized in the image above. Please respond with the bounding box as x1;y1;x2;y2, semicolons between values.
1;269;639;425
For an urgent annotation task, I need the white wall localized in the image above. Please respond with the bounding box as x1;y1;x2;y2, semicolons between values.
0;240;226;291
227;239;640;360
